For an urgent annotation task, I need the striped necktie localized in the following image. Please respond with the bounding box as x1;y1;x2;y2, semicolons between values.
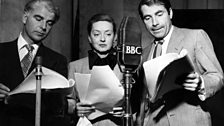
153;39;164;58
21;44;34;77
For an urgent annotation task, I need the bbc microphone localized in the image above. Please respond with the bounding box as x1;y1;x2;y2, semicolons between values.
117;16;142;73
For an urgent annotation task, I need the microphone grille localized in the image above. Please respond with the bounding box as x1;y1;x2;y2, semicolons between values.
118;16;141;46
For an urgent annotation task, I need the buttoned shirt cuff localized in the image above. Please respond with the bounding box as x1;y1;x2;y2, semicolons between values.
198;76;206;101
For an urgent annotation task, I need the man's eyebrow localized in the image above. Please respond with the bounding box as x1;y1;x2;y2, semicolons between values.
34;14;44;19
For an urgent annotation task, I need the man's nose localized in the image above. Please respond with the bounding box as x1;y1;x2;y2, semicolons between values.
40;22;47;31
152;17;159;26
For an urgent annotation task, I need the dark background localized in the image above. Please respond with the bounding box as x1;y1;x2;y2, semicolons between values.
173;9;224;126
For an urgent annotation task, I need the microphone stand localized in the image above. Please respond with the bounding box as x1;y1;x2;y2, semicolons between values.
35;57;43;126
122;69;134;126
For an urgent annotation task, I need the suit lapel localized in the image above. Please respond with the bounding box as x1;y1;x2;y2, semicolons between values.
11;40;22;67
6;40;25;88
142;43;154;62
143;26;185;62
167;26;184;54
9;40;24;76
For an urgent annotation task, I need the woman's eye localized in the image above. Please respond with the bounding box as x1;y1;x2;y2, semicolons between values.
93;34;99;36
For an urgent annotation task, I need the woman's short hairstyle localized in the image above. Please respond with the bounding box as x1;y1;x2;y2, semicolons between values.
87;13;116;36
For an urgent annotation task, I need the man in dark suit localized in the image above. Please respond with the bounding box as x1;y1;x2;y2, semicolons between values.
0;0;68;126
136;0;223;126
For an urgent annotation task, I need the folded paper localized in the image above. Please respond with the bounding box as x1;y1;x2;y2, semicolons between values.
9;66;75;95
74;65;124;120
143;49;194;103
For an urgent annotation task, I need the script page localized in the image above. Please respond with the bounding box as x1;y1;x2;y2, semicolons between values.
143;50;194;103
74;65;124;120
143;53;179;99
6;67;75;109
74;73;91;101
9;67;75;95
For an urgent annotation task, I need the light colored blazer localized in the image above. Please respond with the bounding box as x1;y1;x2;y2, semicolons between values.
138;26;223;126
68;57;123;126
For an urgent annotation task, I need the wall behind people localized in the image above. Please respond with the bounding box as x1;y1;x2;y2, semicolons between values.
0;0;73;61
74;0;123;59
73;0;224;59
171;0;224;9
1;0;224;61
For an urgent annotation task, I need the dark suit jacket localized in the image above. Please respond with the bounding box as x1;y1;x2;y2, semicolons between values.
0;39;68;126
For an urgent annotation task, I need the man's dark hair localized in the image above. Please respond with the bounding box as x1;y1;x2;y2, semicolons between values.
138;0;171;19
87;13;116;36
24;0;60;23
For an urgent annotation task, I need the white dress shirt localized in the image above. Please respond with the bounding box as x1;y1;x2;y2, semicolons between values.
17;33;39;61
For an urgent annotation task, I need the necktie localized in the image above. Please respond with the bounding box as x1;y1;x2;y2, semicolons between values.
153;39;164;58
21;44;34;77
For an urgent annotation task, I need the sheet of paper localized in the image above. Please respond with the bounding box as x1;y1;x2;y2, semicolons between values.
9;67;75;95
74;65;124;120
143;53;179;98
87;66;124;112
143;49;194;103
76;116;92;126
74;73;91;101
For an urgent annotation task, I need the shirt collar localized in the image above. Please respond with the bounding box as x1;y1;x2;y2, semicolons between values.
18;33;39;51
163;25;174;44
18;33;28;51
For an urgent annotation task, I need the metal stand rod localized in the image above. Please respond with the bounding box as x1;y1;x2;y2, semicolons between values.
35;62;42;126
123;70;133;126
35;75;41;126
